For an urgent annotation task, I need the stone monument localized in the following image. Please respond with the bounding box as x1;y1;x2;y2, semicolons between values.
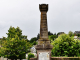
35;4;53;60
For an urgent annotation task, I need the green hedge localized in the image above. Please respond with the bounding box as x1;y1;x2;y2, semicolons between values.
28;53;35;60
51;34;80;57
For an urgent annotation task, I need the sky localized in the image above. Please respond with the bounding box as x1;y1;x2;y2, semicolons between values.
0;0;80;40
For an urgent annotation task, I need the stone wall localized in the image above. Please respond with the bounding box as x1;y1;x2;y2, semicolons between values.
51;57;80;60
30;58;37;60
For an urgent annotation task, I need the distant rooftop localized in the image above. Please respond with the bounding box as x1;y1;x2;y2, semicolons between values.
0;38;2;40
74;31;80;34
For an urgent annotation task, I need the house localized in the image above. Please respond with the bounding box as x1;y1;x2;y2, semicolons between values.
74;31;80;35
74;31;80;34
30;45;36;53
74;36;80;40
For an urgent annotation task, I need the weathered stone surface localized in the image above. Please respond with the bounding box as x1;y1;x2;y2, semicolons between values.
17;59;20;60
38;3;53;47
38;52;49;60
34;4;53;60
35;44;53;50
30;58;37;60
4;58;7;60
1;57;4;60
51;57;80;60
39;4;48;40
39;4;48;12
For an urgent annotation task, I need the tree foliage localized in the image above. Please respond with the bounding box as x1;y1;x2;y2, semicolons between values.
74;33;80;37
57;32;65;37
36;33;40;40
1;35;31;59
48;31;53;36
30;37;37;43
6;26;27;40
51;34;80;57
29;37;37;45
28;53;35;60
0;26;32;59
68;31;74;37
0;37;6;47
49;33;57;43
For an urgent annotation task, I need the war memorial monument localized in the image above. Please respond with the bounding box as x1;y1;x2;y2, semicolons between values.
30;4;53;60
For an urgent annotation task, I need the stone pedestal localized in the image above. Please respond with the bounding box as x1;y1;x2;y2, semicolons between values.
35;45;53;60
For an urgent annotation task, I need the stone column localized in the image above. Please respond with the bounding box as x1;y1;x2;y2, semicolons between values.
38;4;51;46
40;11;48;39
35;4;53;60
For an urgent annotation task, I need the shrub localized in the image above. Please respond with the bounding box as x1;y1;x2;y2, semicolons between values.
28;53;35;60
0;47;1;57
51;34;80;57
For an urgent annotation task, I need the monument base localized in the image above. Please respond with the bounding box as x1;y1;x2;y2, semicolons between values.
37;50;52;60
35;41;53;60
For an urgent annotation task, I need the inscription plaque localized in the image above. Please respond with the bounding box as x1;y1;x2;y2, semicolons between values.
39;52;49;60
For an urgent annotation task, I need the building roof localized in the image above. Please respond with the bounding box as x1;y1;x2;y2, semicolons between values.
74;31;80;34
0;38;2;40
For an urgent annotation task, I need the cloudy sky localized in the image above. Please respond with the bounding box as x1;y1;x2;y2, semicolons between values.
0;0;80;40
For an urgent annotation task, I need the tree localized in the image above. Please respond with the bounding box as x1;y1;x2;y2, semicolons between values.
0;47;1;57
30;37;37;45
51;34;80;57
74;33;80;37
0;40;1;47
6;26;27;40
49;35;57;43
77;34;80;37
36;33;40;40
1;35;32;59
0;37;7;57
48;33;57;43
68;31;74;37
48;31;53;36
0;37;6;47
57;32;65;37
0;26;32;59
30;37;37;43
